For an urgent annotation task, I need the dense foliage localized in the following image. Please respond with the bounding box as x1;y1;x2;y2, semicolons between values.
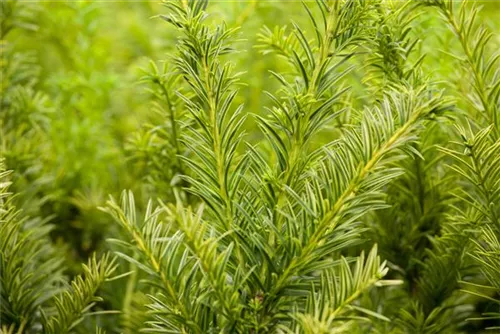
1;0;500;333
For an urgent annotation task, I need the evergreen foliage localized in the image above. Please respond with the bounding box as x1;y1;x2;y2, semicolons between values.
0;159;118;333
1;0;500;332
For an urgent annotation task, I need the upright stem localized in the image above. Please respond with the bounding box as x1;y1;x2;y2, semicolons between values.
201;58;233;227
442;6;499;138
271;3;337;234
158;81;183;174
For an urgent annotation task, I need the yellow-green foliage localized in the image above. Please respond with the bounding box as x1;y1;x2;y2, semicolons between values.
1;0;499;333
